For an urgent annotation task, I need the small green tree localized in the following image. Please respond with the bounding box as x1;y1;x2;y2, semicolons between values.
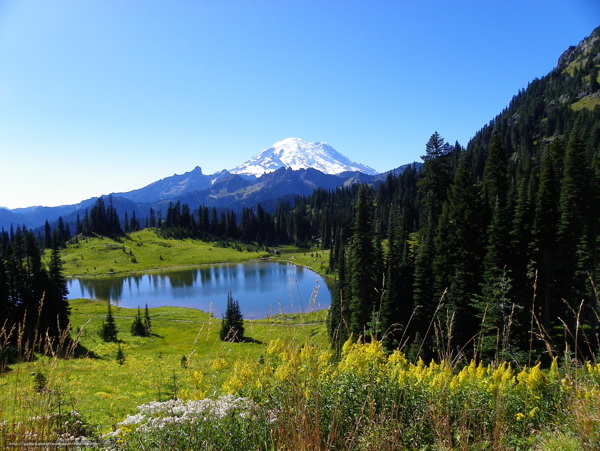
144;303;152;335
131;306;148;337
100;301;118;342
116;343;125;365
220;292;245;342
33;371;48;393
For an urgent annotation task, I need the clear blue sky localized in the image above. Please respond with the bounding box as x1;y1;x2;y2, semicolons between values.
0;1;598;209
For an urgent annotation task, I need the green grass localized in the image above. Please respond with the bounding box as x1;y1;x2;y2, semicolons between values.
54;229;332;279
56;229;268;276
0;298;329;434
571;92;600;111
271;246;330;276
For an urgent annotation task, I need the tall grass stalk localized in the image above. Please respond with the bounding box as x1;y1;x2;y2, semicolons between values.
0;311;93;449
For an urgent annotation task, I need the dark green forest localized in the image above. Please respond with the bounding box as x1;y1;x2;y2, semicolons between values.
2;27;600;365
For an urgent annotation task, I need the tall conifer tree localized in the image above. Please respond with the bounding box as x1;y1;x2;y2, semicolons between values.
348;185;378;338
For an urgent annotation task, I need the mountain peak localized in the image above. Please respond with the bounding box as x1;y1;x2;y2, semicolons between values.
230;138;377;177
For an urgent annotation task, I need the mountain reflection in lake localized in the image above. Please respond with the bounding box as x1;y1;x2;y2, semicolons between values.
67;262;331;319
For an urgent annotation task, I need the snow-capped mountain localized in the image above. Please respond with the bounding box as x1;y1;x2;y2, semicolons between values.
230;138;377;177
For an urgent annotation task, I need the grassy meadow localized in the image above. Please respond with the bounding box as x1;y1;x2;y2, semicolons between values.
3;230;600;449
56;229;268;276
54;228;331;278
0;299;329;444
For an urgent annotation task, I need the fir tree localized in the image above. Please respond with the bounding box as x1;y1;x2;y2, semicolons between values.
482;130;509;209
220;292;245;342
327;244;350;352
433;155;486;350
532;139;563;333
144;303;152;335
558;128;591;297
116;343;125;365
412;193;441;360
348;185;378;338
100;301;118;342
131;306;148;337
418;131;453;217
42;232;71;343
557;127;596;356
380;211;413;349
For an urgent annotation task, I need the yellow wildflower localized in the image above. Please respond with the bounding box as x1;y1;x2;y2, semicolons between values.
211;357;228;371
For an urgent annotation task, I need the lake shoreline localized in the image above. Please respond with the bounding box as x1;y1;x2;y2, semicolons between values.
67;261;332;319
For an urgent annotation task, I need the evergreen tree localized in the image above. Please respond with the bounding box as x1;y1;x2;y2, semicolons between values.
482;130;509;209
100;301;118;342
327;245;350;352
508;157;537;344
44;221;52;249
412;199;437;357
475;197;518;360
380;211;414;349
116;343;125;365
532;139;563;334
130;210;139;232
144;303;152;335
148;208;157;228
220;292;245;342
42;232;71;343
433;155;486;352
76;213;82;235
418;131;453;217
131;306;149;337
557;127;595;356
347;185;378;338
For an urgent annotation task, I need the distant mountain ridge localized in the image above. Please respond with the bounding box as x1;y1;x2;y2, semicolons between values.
1;138;401;230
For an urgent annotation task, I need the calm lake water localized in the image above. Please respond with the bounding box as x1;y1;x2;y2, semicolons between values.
67;262;331;319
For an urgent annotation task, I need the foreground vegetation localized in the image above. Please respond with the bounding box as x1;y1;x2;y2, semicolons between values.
2;304;600;449
0;299;328;446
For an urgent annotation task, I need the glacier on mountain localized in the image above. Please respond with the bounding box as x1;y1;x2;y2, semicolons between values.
230;138;377;177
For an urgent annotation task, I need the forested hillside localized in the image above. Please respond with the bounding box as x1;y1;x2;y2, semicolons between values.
327;26;600;362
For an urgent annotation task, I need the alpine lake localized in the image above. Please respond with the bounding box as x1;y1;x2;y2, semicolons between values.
67;261;332;319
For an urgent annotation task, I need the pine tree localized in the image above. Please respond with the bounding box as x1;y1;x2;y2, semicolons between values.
432;155;486;351
327;245;350;352
116;343;125;365
412;198;437;355
558;128;591;293
220;292;245;342
482;130;509;209
148;208;157;228
418;132;453;221
100;301;118;342
532;139;563;333
44;220;52;249
508;156;536;344
131;306;148;336
557;127;595;356
474;193;518;360
380;211;414;349
144;303;152;335
43;232;71;343
348;185;378;338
